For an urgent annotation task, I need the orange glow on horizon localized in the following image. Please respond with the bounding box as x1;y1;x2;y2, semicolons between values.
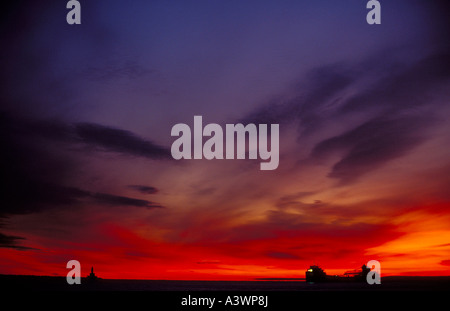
2;203;450;280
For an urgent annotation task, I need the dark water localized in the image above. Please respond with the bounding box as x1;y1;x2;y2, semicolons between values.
1;275;449;291
2;275;448;310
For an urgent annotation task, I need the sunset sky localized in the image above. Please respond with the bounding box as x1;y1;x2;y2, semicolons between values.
1;0;450;280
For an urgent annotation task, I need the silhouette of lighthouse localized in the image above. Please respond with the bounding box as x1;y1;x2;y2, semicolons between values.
86;266;99;281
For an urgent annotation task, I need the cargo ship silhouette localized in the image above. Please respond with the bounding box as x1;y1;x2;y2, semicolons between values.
305;264;371;282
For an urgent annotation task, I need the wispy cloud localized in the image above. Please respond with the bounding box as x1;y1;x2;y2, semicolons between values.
0;114;166;216
0;232;35;251
91;192;162;209
311;114;434;184
0;182;163;217
240;48;449;183
20;117;171;160
74;123;171;159
128;185;159;195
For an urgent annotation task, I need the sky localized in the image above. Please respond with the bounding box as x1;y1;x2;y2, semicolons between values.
0;0;450;280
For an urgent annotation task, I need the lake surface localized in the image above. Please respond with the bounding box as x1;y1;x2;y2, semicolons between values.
1;275;449;291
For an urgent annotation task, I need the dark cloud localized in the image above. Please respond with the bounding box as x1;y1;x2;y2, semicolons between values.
128;185;159;195
265;251;301;260
23;184;165;210
0;113;165;216
239;46;449;183
0;181;163;216
240;62;357;132
311;114;434;184
0;232;35;251
74;123;171;159
338;51;450;115
310;51;448;184
242;48;449;133
91;192;162;209
293;64;357;134
20;116;172;160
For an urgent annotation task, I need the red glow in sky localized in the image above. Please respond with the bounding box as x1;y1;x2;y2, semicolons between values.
1;1;450;280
